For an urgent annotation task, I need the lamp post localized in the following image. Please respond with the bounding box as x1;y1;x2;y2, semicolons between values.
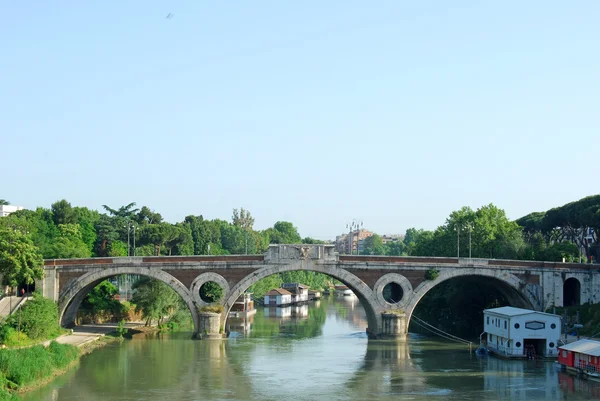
346;219;363;255
125;220;137;257
464;222;473;259
132;224;136;256
454;226;460;258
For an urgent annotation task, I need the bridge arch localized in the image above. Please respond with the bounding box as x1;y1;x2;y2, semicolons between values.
405;268;534;331
563;277;581;306
222;263;380;338
58;267;199;333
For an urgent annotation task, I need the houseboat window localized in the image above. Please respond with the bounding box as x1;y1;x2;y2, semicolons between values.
551;323;556;329
504;321;507;329
549;342;555;348
514;323;520;329
562;351;567;357
516;342;521;348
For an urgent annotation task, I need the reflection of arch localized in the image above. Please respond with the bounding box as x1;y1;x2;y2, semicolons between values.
58;267;198;333
563;277;581;306
406;269;533;327
222;263;380;337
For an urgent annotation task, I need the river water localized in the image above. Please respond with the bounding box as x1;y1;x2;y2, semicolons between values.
23;296;600;401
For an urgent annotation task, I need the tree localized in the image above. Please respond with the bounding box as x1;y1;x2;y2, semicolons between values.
94;215;120;257
232;208;255;254
232;208;255;230
0;199;9;205
102;202;139;219
263;221;302;244
0;227;44;290
51;199;76;226
385;241;405;256
45;224;91;259
361;234;385;255
140;223;174;256
131;277;180;326
184;215;211;255
302;237;325;244
81;280;122;314
135;206;163;225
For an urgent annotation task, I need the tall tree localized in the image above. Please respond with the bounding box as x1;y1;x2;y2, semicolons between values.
0;227;44;290
51;199;76;226
0;199;9;205
361;234;385;255
102;202;139;219
131;277;181;326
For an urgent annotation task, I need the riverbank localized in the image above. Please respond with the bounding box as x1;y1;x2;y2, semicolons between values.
0;323;146;400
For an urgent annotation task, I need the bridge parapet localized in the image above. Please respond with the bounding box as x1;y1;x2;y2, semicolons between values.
458;258;489;266
264;244;338;263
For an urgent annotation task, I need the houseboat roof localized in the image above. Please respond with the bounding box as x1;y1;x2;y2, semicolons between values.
484;306;559;318
281;283;310;289
559;339;600;356
265;288;292;296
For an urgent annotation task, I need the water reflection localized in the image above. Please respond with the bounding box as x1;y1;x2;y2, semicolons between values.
21;297;600;401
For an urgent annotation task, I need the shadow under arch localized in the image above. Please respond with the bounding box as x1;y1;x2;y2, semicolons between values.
405;268;534;330
58;267;199;334
222;263;380;337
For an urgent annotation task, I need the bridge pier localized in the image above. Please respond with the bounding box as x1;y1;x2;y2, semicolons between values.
376;312;408;341
197;312;225;339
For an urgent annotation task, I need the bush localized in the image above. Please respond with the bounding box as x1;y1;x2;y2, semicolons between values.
2;293;61;342
425;268;439;281
199;305;223;313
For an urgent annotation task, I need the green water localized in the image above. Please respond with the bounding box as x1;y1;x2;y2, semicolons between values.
22;296;600;400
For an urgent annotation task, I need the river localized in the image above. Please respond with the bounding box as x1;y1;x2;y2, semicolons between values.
23;296;600;401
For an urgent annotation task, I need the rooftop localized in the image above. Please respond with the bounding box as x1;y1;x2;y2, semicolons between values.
265;288;292;296
559;339;600;356
484;306;560;318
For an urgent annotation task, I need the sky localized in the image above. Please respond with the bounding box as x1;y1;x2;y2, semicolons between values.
1;1;598;240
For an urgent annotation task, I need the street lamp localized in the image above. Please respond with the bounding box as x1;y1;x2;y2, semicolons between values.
454;225;460;258
464;222;474;259
124;220;137;257
346;219;363;255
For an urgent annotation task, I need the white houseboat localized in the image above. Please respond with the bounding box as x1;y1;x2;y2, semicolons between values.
264;288;292;307
281;283;310;304
482;306;561;359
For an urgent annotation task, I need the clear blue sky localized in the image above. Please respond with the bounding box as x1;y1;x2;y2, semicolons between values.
2;1;598;240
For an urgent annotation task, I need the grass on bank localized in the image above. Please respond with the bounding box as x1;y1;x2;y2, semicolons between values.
0;341;80;400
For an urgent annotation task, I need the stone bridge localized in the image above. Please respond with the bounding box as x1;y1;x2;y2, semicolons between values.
38;244;600;340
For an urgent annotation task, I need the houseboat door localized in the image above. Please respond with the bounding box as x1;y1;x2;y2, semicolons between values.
524;339;546;359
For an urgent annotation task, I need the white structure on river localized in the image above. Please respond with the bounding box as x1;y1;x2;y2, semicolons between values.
482;306;561;359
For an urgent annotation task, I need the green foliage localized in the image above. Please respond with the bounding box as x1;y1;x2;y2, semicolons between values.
361;234;385;255
81;280;123;314
424;268;439;281
130;278;181;326
199;305;224;313
199;281;223;303
516;195;600;263
302;237;325;244
0;341;79;396
50;200;76;226
264;221;302;244
2;293;61;342
45;223;91;259
0;227;44;288
116;320;128;338
405;204;525;259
